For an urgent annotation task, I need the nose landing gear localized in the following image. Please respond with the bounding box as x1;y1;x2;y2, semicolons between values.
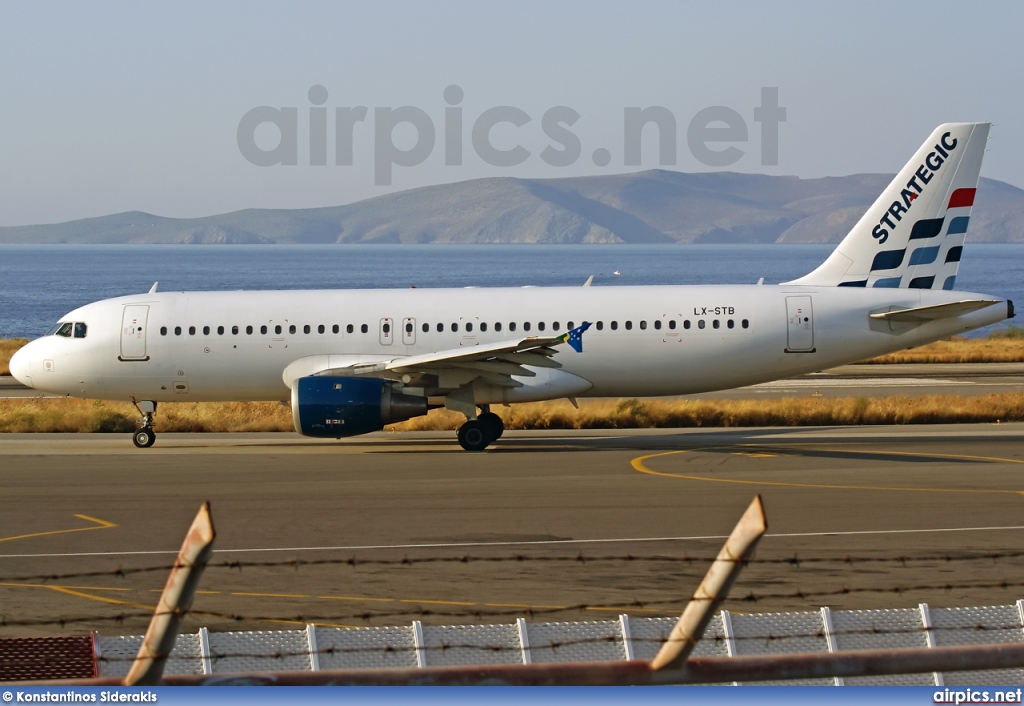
131;399;157;448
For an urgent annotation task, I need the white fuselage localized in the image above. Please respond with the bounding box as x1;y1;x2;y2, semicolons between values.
11;283;1010;404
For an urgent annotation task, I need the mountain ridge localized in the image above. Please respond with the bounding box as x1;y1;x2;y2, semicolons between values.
2;170;1022;244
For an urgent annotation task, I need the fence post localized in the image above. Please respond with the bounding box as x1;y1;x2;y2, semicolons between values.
306;624;320;671
412;621;427;668
619;615;635;661
516;618;532;665
123;502;216;686
90;632;102;679
198;628;212;675
920;603;943;686
720;610;740;686
820;607;843;686
650;495;767;671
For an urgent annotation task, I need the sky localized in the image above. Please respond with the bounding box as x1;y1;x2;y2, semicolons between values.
2;0;1022;226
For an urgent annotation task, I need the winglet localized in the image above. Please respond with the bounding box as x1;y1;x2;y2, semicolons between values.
148;282;159;294
558;321;592;353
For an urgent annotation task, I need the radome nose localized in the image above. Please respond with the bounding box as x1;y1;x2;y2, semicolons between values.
8;345;32;387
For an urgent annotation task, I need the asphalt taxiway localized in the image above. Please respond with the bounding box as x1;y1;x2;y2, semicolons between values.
3;425;1024;637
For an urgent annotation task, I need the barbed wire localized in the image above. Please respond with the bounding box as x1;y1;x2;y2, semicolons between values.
5;575;1024;629
3;547;1024;584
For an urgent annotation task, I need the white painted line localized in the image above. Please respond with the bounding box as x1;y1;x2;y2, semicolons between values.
3;525;1024;559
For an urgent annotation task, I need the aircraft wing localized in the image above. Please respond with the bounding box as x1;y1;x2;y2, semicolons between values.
303;322;593;391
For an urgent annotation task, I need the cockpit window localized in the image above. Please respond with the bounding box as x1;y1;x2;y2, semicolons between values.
46;321;86;338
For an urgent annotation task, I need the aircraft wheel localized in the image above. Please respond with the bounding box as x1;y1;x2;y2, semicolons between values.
133;429;156;448
457;420;490;452
478;412;504;441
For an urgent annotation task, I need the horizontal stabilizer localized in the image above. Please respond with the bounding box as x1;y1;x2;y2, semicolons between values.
868;299;1000;322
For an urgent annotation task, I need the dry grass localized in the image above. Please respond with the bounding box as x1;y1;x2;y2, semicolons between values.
3;393;1024;434
0;339;28;376
389;394;1024;431
863;328;1024;364
0;398;293;433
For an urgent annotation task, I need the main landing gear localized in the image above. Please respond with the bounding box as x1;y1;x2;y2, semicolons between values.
131;400;157;448
457;408;504;452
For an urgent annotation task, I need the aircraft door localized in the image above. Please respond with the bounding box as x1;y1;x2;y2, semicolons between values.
785;296;814;352
402;317;416;345
379;317;394;346
120;305;150;361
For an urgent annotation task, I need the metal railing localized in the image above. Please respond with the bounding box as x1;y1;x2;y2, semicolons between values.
94;601;1024;686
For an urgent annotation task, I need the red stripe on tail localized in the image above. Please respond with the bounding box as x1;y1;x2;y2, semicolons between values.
948;188;976;209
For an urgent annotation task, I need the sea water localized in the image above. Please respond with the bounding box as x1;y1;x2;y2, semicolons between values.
1;244;1021;340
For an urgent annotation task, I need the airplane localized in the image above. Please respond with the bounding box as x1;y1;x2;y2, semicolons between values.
8;122;1012;451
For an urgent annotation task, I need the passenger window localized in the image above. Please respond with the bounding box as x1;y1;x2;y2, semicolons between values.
683;320;690;330
289;325;296;334
204;326;211;335
698;320;706;330
625;321;633;330
406;322;413;333
712;320;720;329
175;326;182;336
451;323;458;332
360;324;368;333
553;321;560;330
523;322;531;332
742;319;750;329
247;325;254;335
188;326;196;336
727;320;734;329
639;321;647;330
382;323;390;334
318;324;325;334
466;323;473;332
275;325;282;334
596;321;603;331
566;321;573;330
73;322;87;338
303;325;311;334
509;322;517;332
332;325;340;334
537;322;545;332
436;323;444;333
669;320;676;330
232;325;239;335
261;325;268;335
160;326;167;336
347;324;354;334
480;322;488;332
654;320;662;330
610;321;618;330
218;326;225;335
495;322;503;332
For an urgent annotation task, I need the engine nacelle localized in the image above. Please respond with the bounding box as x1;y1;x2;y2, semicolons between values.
291;376;428;438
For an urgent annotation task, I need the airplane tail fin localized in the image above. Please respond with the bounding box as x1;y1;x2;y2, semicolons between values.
786;122;990;289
